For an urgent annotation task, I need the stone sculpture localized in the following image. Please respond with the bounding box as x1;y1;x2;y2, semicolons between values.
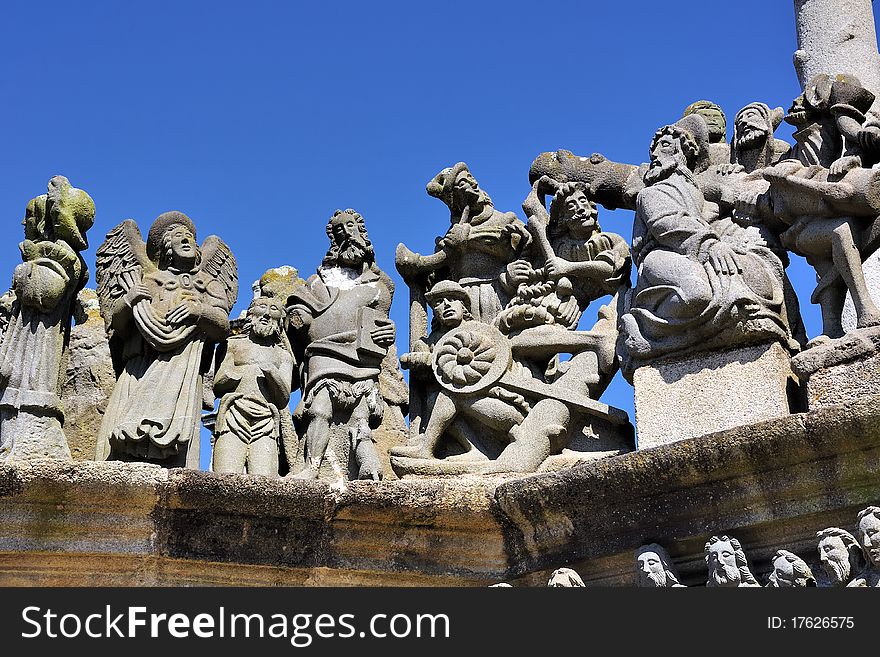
635;543;684;587
94;212;238;468
212;296;295;476
0;176;95;462
390;176;633;476
288;209;395;481
816;527;864;587
765;550;817;587
705;535;760;587
730;102;790;173
848;506;880;587
547;568;585;587
619;114;794;369
682;100;730;166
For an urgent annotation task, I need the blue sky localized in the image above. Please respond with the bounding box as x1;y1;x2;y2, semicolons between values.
1;1;876;466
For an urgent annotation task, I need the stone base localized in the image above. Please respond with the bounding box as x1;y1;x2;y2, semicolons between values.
633;342;795;450
801;351;880;410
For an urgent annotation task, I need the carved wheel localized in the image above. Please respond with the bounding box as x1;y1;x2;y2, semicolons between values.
432;321;511;394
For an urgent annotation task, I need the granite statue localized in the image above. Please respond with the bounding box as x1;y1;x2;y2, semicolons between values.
0;176;95;462
816;527;864;587
635;543;684;587
619;114;794;369
705;535;760;587
683;100;730;166
765;549;817;587
288;209;395;481
212;296;296;476
730;102;790;173
547;568;585;587
848;505;880;586
94;212;238;468
390;183;633;476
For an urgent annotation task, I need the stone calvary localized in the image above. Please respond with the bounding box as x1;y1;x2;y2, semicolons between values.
3;0;880;588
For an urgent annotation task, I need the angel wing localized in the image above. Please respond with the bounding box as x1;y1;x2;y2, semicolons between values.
95;219;153;335
200;235;238;312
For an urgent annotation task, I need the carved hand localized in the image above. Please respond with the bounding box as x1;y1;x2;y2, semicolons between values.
370;319;395;347
166;300;202;326
441;223;471;249
828;155;862;178
544;257;572;279
506;259;535;284
706;241;741;277
400;351;431;371
124;283;152;307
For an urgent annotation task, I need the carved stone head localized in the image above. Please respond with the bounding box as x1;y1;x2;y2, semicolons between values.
547;568;585;587
766;550;816;587
645;114;709;184
147;211;199;268
705;535;758;587
683;100;727;144
425;280;473;330
817;527;863;586
857;506;880;569
635;543;682;587
247;296;287;340
322;209;375;270
549;181;599;240
426;162;493;216
733;103;784;151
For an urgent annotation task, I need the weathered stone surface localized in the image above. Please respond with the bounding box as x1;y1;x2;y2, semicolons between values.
1;396;880;586
794;0;880;114
801;349;880;410
95;213;238;468
842;250;880;332
61;289;115;461
633;342;795;449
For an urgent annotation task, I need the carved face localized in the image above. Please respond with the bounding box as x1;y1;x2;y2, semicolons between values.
819;536;852;584
431;296;466;329
646;132;689;185
707;540;740;585
768;555;796;587
452;171;488;212
559;189;598;236
735;107;771;149
858;513;880;568
694;107;726;142
636;551;667;587
249;298;285;339
166;225;197;266
328;213;368;268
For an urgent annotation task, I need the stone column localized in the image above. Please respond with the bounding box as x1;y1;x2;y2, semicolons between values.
794;0;880;110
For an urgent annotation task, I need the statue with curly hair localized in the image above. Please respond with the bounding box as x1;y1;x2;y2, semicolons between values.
766;550;817;587
705;535;760;587
288;209;395;481
816;527;864;587
94;211;237;468
849;506;880;587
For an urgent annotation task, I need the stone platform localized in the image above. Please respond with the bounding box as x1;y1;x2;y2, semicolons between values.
633;342;796;449
1;396;879;586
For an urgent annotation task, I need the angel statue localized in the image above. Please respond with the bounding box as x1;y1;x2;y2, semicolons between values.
94;212;237;468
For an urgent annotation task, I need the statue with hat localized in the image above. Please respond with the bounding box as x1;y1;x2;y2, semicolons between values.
619;113;795;370
0;176;95;462
94;212;238;467
682;100;730;168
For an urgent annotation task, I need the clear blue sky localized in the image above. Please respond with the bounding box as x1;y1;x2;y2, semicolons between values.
1;1;875;466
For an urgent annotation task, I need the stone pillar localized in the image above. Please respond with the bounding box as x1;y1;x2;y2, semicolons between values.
794;0;880;111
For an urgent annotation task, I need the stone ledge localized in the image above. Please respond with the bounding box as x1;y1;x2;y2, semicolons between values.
1;397;879;585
